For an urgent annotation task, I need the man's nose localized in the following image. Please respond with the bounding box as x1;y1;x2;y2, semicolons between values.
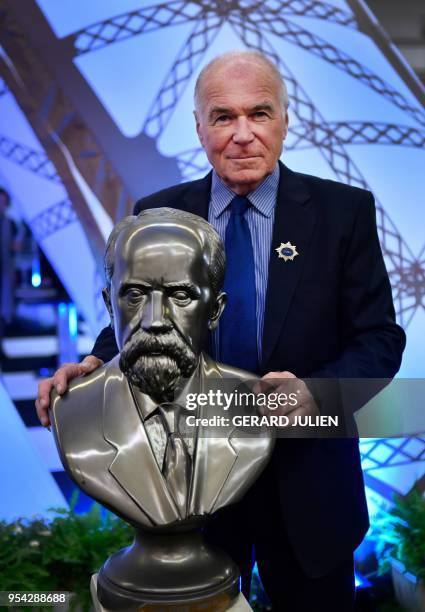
140;291;171;332
232;117;255;145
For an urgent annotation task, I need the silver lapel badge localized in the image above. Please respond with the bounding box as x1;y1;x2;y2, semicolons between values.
275;241;299;262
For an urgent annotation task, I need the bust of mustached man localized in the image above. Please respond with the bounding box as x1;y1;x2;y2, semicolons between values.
50;207;273;610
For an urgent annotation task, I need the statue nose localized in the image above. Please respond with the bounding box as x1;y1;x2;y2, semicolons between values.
140;291;171;332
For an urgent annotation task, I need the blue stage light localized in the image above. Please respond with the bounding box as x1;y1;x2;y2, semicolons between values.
31;252;42;287
68;304;78;339
31;272;41;287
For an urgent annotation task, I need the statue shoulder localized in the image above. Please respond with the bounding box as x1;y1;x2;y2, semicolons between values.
49;365;108;431
214;361;259;383
200;353;259;387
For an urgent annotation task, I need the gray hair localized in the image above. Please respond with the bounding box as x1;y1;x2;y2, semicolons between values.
104;207;225;296
194;50;289;113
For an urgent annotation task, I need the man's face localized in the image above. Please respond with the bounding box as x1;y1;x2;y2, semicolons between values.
195;60;288;195
108;223;222;400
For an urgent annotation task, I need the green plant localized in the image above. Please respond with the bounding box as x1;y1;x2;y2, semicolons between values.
372;483;425;583
0;494;134;610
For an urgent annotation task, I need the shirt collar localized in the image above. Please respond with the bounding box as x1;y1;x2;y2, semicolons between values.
210;164;280;219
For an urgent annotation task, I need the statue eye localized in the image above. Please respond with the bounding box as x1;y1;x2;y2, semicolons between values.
170;290;191;305
123;288;145;303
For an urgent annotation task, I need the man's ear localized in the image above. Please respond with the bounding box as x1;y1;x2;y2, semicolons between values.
282;110;289;141
208;291;226;330
102;287;114;330
194;110;204;147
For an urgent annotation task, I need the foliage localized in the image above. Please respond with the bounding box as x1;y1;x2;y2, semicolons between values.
0;494;134;610
372;483;425;583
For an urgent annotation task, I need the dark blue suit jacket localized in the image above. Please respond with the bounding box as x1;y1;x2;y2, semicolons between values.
92;162;405;576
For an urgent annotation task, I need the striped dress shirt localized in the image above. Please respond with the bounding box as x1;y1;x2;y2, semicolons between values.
208;164;280;363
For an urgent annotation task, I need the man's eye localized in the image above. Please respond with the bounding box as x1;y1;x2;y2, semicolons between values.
215;115;230;124
253;111;268;119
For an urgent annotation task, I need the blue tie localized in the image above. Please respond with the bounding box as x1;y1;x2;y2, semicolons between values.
219;196;258;373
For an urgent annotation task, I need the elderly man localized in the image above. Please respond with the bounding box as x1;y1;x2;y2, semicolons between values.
37;51;405;610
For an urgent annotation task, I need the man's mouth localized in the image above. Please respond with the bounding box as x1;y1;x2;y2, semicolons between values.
228;156;260;160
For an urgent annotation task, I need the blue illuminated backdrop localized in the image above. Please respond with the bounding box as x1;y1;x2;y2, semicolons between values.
0;0;423;527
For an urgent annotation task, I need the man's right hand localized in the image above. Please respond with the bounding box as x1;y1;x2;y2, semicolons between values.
35;355;104;427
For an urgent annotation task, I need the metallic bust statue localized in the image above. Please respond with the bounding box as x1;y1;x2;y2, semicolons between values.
50;208;274;610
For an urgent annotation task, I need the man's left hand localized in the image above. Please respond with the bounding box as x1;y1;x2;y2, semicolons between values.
256;370;319;425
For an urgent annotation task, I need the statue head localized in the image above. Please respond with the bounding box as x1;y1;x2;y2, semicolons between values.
103;208;226;401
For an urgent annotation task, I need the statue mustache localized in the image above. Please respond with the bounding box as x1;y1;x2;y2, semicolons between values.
121;327;195;365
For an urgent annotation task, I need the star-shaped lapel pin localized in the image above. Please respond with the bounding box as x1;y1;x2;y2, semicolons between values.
275;242;299;262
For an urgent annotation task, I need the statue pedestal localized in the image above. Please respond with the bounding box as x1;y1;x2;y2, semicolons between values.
95;527;240;610
90;574;253;611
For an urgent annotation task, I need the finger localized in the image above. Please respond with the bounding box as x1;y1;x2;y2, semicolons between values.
259;374;282;393
259;380;296;399
36;377;55;425
35;398;50;427
80;356;101;373
265;401;294;417
52;366;76;394
261;371;281;380
261;371;297;383
37;378;54;405
252;379;274;394
79;362;95;373
35;398;43;421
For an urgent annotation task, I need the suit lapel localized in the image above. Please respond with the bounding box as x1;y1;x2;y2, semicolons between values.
261;163;317;368
178;172;212;219
102;357;180;524
188;354;238;515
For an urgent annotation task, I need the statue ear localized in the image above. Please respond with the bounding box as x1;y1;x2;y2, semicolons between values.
208;291;226;330
102;287;114;330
